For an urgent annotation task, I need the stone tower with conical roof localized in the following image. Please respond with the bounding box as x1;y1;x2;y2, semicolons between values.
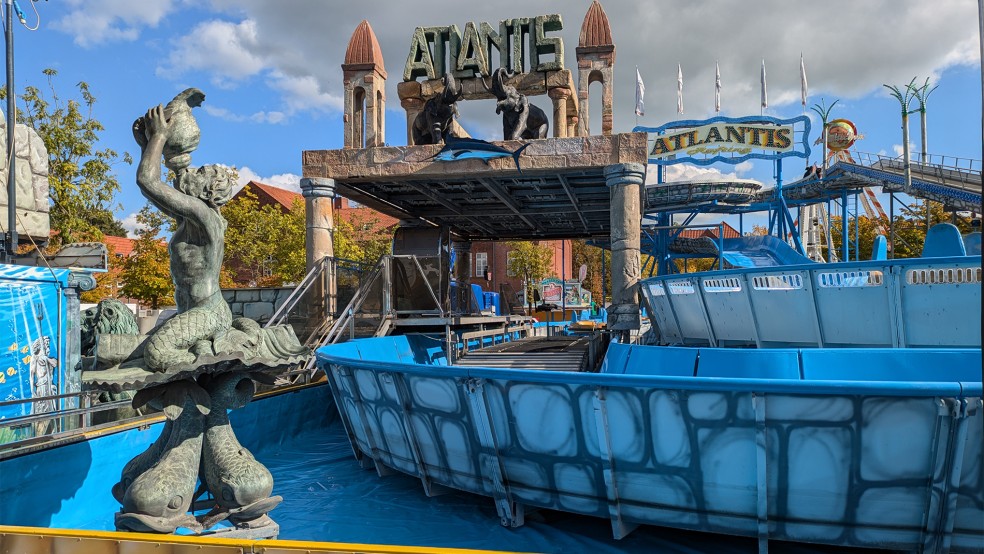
576;1;615;136
342;20;386;148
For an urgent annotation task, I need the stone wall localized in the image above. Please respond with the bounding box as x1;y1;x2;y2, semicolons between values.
0;111;50;241
222;287;294;324
304;133;647;181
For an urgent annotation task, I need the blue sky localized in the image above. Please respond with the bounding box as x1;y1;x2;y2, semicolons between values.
9;0;981;234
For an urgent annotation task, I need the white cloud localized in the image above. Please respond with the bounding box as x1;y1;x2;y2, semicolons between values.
892;142;917;157
51;0;179;47
734;161;754;175
204;105;286;125
236;166;301;192
119;212;141;238
199;0;978;139
647;163;746;185
266;71;343;114
203;105;246;122
157;19;265;84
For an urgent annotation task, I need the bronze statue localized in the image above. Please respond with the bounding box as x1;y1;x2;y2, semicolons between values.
135;103;235;371
83;88;308;537
411;73;463;145
482;68;548;140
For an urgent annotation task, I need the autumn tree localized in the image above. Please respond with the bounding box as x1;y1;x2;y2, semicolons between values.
3;68;129;245
890;200;974;258
80;243;126;304
332;210;393;266
119;205;174;309
505;241;553;311
571;240;610;305
222;188;306;287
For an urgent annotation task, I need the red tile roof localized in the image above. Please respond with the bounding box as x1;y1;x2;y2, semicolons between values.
677;222;741;239
103;235;137;257
241;181;303;211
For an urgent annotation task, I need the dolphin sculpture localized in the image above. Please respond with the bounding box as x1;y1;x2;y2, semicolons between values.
428;136;530;172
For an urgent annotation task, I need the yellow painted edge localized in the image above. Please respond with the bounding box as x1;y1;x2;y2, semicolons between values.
0;526;537;554
0;525;252;546
254;537;530;554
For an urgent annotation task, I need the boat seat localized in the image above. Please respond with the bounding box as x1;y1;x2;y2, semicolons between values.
963;232;981;255
801;349;981;382
696;348;800;379
922;223;966;257
600;344;697;376
870;235;887;260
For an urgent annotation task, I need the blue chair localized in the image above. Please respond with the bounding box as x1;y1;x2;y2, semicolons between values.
923;223;966;257
870;235;887;260
963;232;981;256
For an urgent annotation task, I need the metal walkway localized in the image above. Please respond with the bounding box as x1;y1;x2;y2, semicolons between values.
781;152;982;211
455;336;595;372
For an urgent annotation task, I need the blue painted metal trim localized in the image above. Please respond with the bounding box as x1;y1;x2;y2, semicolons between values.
632;115;812;166
316;344;978;398
641;253;981;279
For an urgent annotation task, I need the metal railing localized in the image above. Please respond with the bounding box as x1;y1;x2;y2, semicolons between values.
322;254;450;347
851;151;983;194
0;391;137;453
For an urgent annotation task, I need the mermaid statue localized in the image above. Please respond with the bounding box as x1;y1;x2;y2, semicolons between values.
83;88;309;536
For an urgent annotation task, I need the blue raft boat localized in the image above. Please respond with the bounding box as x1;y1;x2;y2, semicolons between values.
315;224;983;553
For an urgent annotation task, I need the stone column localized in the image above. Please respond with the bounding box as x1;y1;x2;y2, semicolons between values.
604;163;645;337
301;177;336;315
548;88;571;138
401;97;424;145
452;240;472;313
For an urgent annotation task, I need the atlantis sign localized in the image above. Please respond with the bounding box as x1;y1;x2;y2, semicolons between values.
634;115;811;166
403;14;564;81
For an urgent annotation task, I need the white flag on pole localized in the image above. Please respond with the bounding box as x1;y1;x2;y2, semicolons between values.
800;53;808;107
760;59;768;109
714;62;721;112
634;67;645;117
676;64;684;114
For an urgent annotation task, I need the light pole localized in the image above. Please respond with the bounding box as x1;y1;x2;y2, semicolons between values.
811;99;840;260
909;78;939;228
884;79;919;212
3;0;16;262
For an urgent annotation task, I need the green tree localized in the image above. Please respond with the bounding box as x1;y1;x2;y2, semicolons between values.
222;188;306;287
506;241;553;310
332;210;393;266
80;242;125;304
119;205;174;309
571;240;610;305
891;200;974;258
4;68;130;245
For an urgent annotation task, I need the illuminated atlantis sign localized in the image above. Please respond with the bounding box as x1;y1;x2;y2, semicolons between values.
403;15;564;81
634;115;811;166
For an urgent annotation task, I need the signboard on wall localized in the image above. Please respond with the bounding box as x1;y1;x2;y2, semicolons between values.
539;278;592;307
0;265;67;424
403;14;564;81
634;114;811;166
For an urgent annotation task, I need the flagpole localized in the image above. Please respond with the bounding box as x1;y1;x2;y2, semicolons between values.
760;59;767;117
